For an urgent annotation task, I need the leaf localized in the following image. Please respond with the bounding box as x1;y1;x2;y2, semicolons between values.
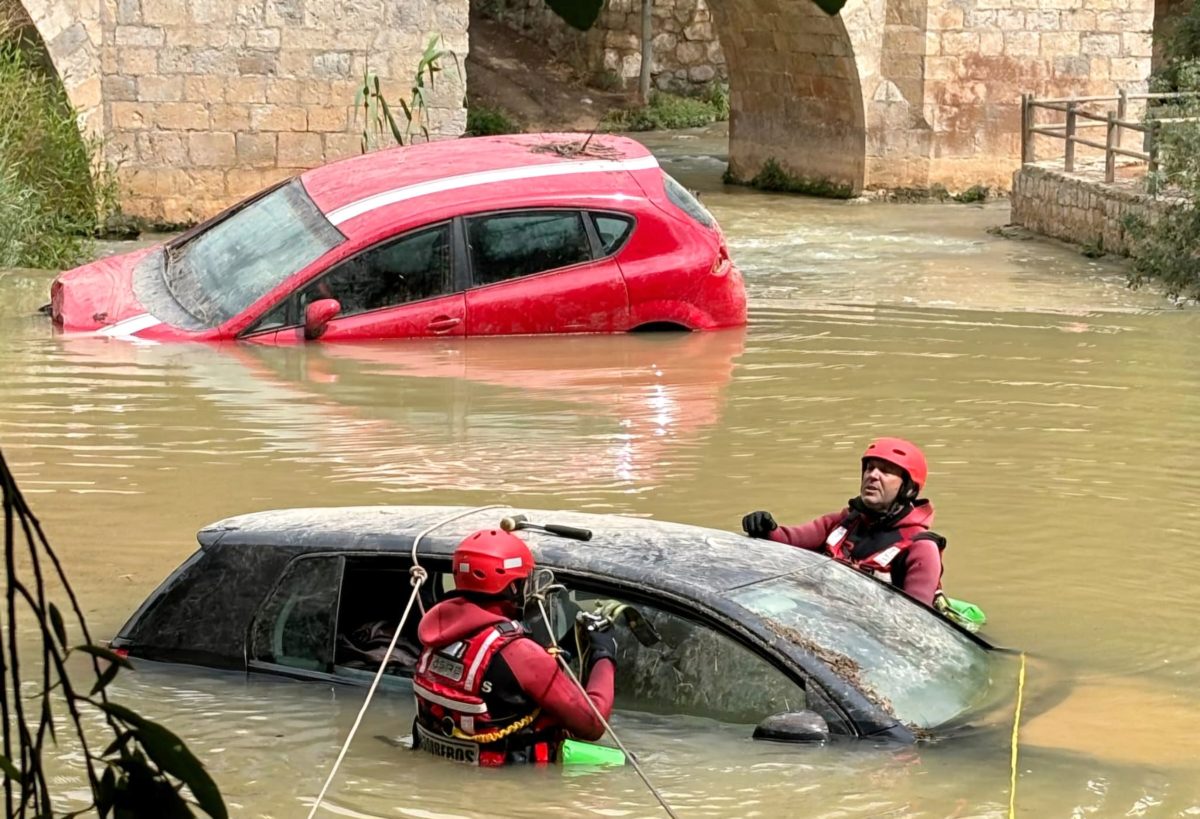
98;701;146;728
0;753;19;781
543;0;604;31
42;696;56;744
133;718;227;819
91;661;122;696
73;644;133;669
103;729;135;758
95;764;117;817
49;603;68;649
378;97;405;146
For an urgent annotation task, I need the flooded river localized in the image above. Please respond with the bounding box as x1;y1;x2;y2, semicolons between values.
2;130;1199;817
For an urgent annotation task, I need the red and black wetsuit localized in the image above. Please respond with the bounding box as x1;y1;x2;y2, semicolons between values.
413;595;614;766
768;499;943;605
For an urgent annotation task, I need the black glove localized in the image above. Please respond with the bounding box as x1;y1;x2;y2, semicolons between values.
578;611;617;671
742;510;778;538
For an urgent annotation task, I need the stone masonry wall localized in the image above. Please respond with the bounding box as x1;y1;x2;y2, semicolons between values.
718;0;868;192
19;0;103;135
24;0;469;224
1011;163;1173;254
914;0;1156;191
487;0;726;90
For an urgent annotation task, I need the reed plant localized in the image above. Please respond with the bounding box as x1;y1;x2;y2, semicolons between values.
0;36;118;270
355;34;462;152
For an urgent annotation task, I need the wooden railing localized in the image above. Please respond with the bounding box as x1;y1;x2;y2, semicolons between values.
1020;90;1200;183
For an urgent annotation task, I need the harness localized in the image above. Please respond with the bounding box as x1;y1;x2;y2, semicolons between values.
412;620;554;766
823;510;945;587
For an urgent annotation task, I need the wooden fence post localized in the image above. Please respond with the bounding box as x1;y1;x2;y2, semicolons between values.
1116;88;1127;150
1105;111;1116;183
1147;119;1161;195
1021;93;1032;164
1064;99;1077;172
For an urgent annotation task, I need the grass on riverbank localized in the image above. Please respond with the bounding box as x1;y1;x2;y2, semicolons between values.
0;37;118;270
602;85;729;132
466;104;520;136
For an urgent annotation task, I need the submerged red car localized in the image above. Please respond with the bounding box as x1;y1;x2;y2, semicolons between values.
49;134;746;342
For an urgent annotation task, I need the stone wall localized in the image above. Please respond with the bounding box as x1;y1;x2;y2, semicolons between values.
21;0;469;223
18;0;103;135
913;0;1156;192
487;0;726;89
19;0;1170;219
1011;163;1174;255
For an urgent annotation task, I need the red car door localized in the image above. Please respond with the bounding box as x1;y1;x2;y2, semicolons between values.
463;210;629;335
299;222;466;341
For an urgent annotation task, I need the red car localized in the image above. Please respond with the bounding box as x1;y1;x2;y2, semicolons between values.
49;134;746;342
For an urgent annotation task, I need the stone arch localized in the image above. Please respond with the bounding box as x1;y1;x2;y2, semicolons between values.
13;0;103;136
710;0;867;194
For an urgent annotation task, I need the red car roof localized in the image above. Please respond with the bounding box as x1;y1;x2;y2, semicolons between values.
300;133;658;227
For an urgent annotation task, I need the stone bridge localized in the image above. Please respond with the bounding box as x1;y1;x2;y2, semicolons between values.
17;0;1162;222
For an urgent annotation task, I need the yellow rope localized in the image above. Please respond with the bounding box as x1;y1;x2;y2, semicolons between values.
1008;652;1027;819
452;709;541;744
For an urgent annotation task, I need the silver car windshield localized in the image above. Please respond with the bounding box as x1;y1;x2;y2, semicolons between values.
729;562;993;729
163;179;344;329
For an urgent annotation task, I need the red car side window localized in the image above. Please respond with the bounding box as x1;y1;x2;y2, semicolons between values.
466;211;592;286
590;213;635;256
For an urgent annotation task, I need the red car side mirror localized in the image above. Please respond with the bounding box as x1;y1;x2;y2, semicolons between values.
304;298;341;340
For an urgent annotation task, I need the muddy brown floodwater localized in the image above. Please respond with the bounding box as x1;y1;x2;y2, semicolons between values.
1;128;1198;817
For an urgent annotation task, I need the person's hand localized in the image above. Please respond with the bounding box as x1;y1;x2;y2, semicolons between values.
577;611;617;670
742;510;778;538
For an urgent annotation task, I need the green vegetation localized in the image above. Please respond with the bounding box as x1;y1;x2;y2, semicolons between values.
0;37;118;270
952;184;990;203
589;68;624;92
1;448;227;817
1123;0;1200;301
602;85;728;131
1080;237;1106;258
466;104;519;136
724;157;855;199
356;34;461;151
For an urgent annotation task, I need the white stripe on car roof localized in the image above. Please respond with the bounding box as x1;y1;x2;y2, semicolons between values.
326;153;661;226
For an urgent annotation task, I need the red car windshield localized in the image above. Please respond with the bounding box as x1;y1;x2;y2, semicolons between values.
163;179;344;328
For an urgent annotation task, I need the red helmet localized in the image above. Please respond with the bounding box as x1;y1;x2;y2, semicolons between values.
452;529;534;595
862;437;928;491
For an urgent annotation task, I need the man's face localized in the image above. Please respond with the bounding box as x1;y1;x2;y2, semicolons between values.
860;457;907;512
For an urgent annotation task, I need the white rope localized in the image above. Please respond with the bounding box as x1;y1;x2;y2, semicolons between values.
306;567;425;819
306;504;508;818
533;595;680;819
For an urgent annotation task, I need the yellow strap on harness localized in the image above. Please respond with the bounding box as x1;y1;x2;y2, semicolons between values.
452;709;541;744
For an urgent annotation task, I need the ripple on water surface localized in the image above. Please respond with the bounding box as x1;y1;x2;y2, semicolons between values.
1;159;1198;816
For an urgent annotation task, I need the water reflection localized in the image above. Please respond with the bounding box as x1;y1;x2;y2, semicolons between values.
51;330;744;495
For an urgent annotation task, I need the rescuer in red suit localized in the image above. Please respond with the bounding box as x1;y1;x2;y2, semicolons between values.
742;437;945;606
412;528;616;766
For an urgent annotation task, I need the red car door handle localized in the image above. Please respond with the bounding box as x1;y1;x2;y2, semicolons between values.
427;316;461;333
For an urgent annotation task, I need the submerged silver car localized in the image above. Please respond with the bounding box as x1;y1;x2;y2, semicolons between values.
111;505;1019;743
